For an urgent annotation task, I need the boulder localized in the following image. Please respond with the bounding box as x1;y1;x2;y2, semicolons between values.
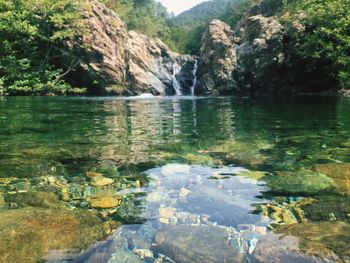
0;208;107;263
196;20;237;95
254;221;350;262
263;170;336;195
154;225;242;263
234;15;285;95
312;163;350;195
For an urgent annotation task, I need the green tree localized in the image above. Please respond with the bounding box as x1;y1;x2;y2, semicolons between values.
0;0;86;95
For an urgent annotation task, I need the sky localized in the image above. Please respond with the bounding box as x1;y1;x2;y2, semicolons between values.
158;0;207;15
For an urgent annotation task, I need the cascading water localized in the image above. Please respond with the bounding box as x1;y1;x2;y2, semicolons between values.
190;60;198;96
172;62;183;96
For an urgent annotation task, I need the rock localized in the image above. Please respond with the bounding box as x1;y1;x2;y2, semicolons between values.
0;208;107;263
233;15;285;96
209;140;272;168
155;225;242;263
75;0;196;95
112;196;145;223
179;188;191;198
89;196;122;209
160;164;191;176
159;207;176;219
86;171;114;186
312;163;350;195
301;199;350;221
133;249;154;260
263;170;336;195
268;222;350;261
196;20;237;95
4;191;63;209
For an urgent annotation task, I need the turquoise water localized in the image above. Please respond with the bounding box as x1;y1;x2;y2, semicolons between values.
0;96;349;262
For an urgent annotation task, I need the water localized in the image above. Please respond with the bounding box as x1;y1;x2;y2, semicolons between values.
191;60;198;96
172;62;183;95
0;96;349;262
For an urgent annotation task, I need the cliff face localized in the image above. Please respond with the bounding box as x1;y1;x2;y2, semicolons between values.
196;0;318;96
74;0;196;95
196;9;286;95
196;20;237;95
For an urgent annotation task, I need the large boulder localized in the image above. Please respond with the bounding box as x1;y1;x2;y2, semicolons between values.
196;20;237;95
154;225;242;263
0;208;107;263
233;15;285;96
263;170;336;195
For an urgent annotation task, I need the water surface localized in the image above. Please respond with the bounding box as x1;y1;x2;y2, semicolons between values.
0;96;349;262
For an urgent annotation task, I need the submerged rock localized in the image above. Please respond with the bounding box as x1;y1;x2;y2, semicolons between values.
86;171;114;186
89;196;122;209
210;140;272;168
0;208;107;263
312;163;350;195
263;170;336;195
155;225;242;263
4;191;63;209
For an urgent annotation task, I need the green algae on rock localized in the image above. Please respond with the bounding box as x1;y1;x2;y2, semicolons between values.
0;208;108;263
313;163;350;195
262;170;336;195
209;140;272;168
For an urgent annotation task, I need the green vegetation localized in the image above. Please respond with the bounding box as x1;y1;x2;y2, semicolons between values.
283;0;350;90
0;0;87;95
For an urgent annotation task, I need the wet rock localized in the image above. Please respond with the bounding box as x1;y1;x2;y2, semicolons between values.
133;249;154;260
210;140;272;168
179;187;191;198
4;191;63;209
255;221;350;262
89;196;122;209
160;164;191;176
159;207;176;219
155;225;242;263
86;171;114;186
112;196;146;223
0;208;107;263
313;163;350;195
263;170;336;195
301;200;350;221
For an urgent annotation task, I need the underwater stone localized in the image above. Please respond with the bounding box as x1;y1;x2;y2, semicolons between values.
263;170;336;195
89;196;122;209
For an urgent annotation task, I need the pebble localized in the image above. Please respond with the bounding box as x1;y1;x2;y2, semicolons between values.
179;188;191;198
133;249;154;260
89;196;122;209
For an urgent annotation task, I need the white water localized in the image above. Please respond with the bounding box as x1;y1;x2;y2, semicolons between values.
191;60;198;96
172;62;183;96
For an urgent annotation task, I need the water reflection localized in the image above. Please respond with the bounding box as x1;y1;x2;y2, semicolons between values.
0;96;350;262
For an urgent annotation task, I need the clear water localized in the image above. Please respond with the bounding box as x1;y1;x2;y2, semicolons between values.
0;96;349;262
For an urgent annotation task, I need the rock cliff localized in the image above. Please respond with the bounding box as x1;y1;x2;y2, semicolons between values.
74;0;196;95
196;20;237;95
196;10;286;95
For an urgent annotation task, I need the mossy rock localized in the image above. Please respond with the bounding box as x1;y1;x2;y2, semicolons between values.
209;140;272;167
0;208;108;263
4;191;63;209
313;163;350;195
263;170;336;195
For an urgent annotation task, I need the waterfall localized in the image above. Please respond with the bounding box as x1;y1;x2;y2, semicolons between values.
190;60;198;96
172;62;183;96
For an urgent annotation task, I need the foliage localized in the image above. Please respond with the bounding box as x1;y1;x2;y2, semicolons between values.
279;0;350;90
0;0;86;95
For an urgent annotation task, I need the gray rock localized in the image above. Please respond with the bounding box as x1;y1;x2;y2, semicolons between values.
154;225;243;263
